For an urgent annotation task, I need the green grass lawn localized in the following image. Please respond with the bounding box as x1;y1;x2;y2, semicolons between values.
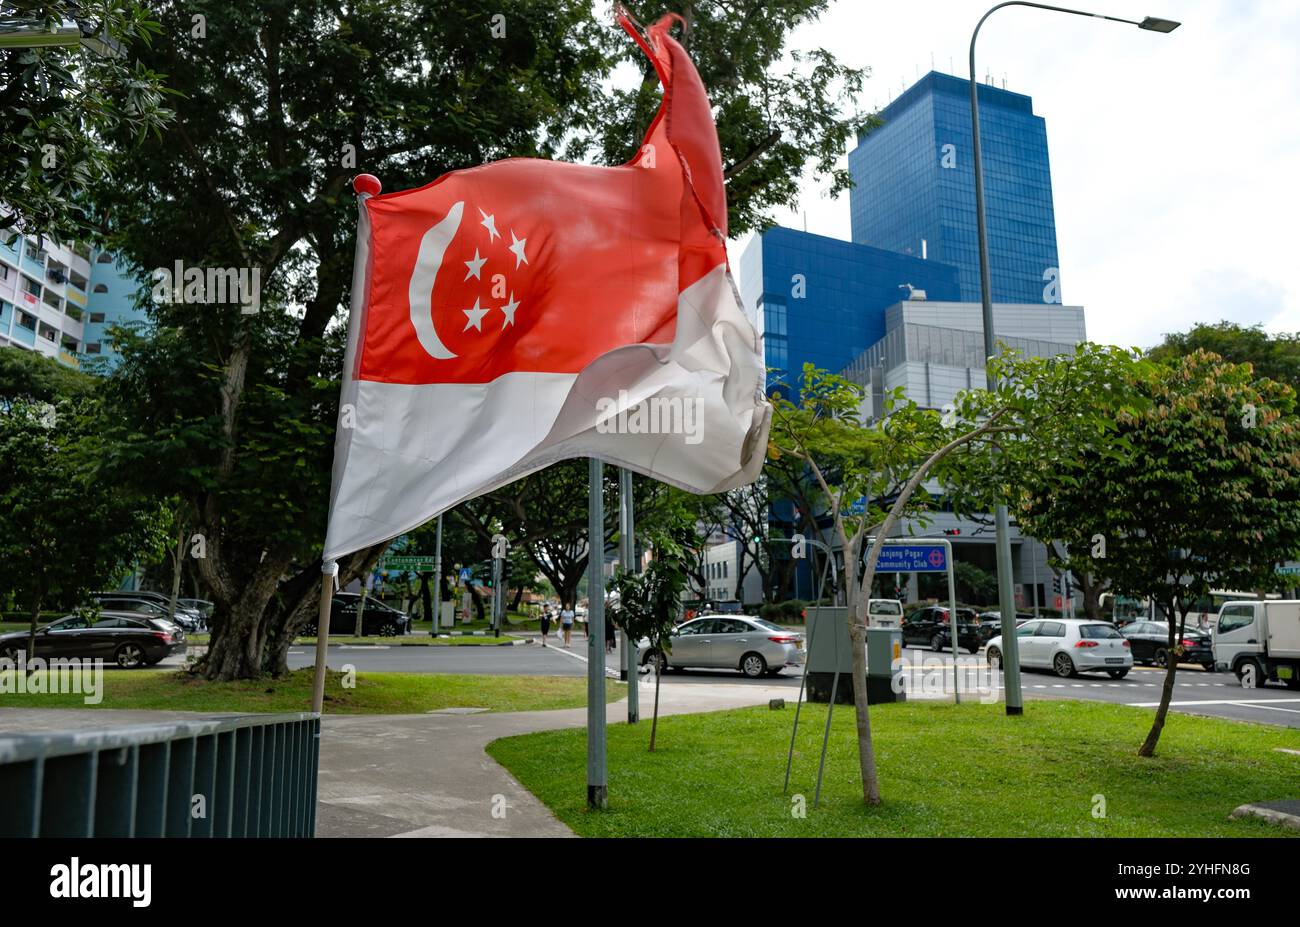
486;700;1300;837
0;668;624;715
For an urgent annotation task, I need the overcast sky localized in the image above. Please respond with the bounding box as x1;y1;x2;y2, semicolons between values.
726;0;1300;349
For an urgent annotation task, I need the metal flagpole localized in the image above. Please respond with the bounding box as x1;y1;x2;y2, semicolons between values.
310;561;338;713
587;458;608;808
312;174;377;714
619;468;639;723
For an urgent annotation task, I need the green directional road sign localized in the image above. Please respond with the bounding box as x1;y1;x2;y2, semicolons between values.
1277;565;1300;576
381;556;437;571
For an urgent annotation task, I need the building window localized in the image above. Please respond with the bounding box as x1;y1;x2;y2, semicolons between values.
95;252;114;264
89;312;106;323
92;283;108;293
17;311;35;330
86;342;102;355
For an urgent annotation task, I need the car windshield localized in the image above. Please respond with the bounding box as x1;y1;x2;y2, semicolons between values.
870;601;902;615
1079;624;1123;639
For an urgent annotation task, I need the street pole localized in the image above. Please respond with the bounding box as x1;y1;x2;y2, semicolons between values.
490;557;502;634
431;514;443;636
619;467;639;723
587;458;608;808
970;0;1182;718
1031;545;1040;620
970;11;1022;715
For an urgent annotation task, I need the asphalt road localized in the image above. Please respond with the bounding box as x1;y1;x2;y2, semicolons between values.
266;636;1300;729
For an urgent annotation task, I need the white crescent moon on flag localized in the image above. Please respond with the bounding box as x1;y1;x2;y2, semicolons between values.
408;200;463;360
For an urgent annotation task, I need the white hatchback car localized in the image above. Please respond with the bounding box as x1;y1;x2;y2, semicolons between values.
985;618;1132;679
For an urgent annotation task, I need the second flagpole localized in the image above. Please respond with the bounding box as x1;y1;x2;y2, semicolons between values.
587;457;608;809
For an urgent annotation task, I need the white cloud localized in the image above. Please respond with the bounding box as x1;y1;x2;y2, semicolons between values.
729;0;1300;349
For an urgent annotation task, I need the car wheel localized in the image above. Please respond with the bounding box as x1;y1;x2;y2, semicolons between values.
740;652;767;678
1107;669;1129;679
1052;652;1075;678
930;633;945;652
379;621;399;638
652;651;669;674
986;647;1002;670
303;623;317;636
114;643;146;669
967;644;981;655
1154;648;1169;668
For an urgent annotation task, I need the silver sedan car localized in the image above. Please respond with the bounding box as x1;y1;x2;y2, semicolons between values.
637;616;804;678
985;618;1133;679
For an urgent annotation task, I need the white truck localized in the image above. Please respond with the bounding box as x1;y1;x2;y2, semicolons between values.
1212;600;1300;688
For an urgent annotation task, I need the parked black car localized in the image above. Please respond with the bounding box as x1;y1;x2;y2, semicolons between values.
903;606;983;653
1121;620;1213;670
303;593;412;637
0;612;186;668
975;610;1036;641
90;591;204;632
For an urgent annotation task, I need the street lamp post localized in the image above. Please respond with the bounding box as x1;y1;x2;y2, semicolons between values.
968;3;1179;716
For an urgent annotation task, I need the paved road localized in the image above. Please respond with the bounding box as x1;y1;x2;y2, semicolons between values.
897;645;1300;729
156;636;1300;728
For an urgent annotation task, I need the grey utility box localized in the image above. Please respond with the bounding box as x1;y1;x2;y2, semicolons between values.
804;608;904;705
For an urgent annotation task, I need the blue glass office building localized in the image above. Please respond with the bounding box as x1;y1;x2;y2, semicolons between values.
848;72;1061;305
739;226;959;394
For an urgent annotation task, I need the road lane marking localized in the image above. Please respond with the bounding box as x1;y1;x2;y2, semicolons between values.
1125;697;1300;708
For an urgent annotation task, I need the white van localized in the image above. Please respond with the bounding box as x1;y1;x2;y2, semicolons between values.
868;599;905;628
1212;600;1300;688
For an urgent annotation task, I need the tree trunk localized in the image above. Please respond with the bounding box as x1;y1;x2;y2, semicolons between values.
420;572;433;628
841;413;1009;804
1138;604;1183;757
511;583;524;612
199;554;292;680
25;590;42;674
650;656;662;752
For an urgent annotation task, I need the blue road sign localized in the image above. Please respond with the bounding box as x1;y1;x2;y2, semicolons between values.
458;567;472;583
875;544;948;573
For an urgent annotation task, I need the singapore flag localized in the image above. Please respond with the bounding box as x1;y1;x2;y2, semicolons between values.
323;12;771;562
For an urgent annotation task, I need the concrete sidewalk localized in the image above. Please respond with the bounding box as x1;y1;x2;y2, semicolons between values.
315;678;791;838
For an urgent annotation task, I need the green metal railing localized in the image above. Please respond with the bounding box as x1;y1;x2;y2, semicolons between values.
0;713;319;837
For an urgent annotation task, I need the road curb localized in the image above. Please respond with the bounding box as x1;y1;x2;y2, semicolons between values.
1229;802;1300;831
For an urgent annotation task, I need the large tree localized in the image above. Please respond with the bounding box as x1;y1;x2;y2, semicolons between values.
90;1;866;680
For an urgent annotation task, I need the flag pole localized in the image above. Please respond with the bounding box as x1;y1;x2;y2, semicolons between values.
619;467;639;723
587;457;608;809
310;561;338;713
314;173;381;714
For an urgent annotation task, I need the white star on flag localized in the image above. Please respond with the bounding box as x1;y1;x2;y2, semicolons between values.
500;292;520;329
462;296;488;331
464;248;486;280
479;208;500;242
508;231;528;269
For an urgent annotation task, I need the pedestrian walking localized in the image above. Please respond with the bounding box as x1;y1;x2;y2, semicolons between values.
560;604;575;648
605;609;617;654
539;607;552;647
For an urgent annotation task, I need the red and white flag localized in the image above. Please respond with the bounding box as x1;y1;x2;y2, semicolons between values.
323;12;770;562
